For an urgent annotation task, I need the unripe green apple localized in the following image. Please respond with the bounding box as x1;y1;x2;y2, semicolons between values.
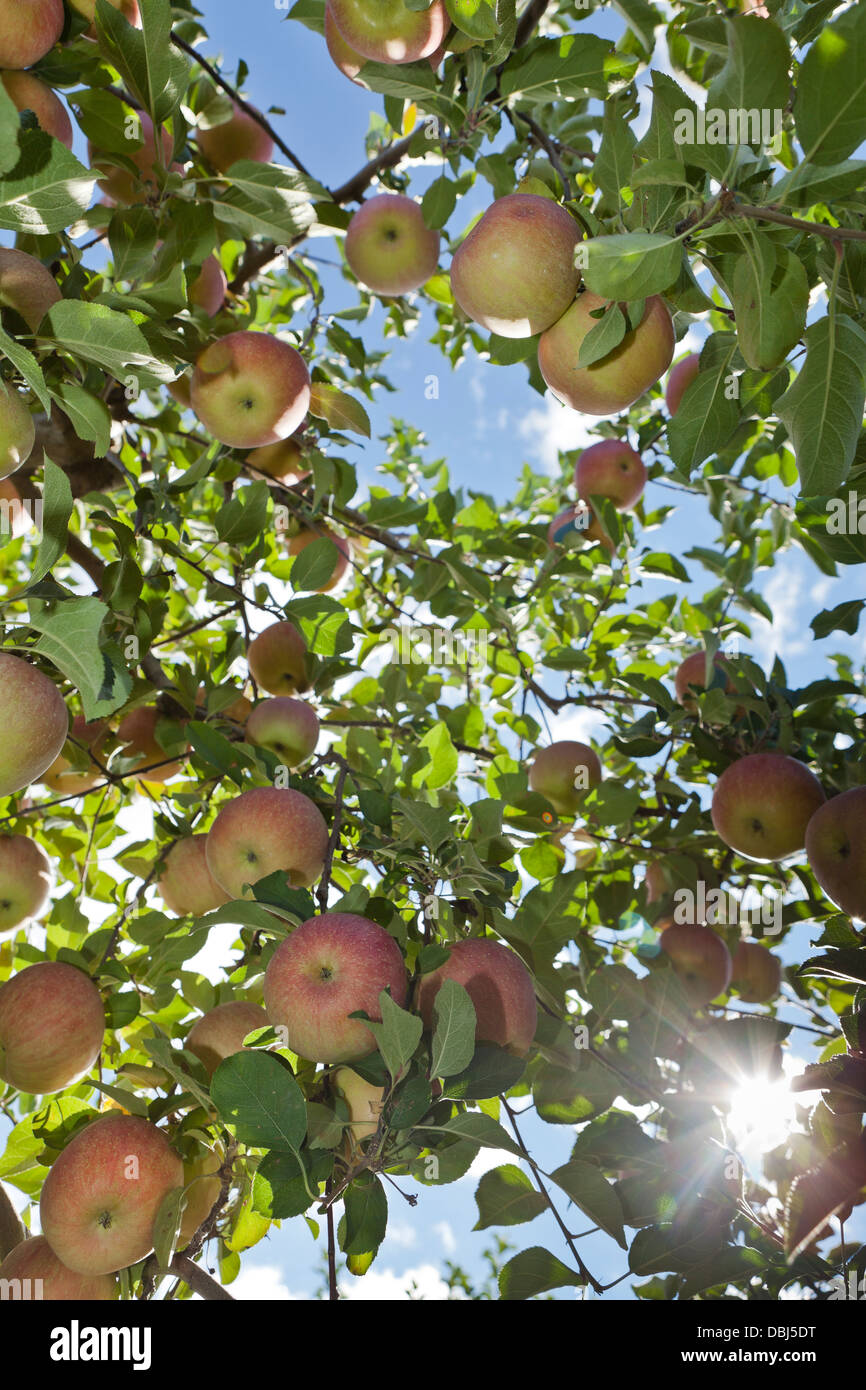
711;752;826;862
529;739;602;817
206;786;329;896
547;503;615;555
191;331;311;449
660;923;732;1007
286;527;351;591
345;194;440;296
196;101;273;173
731;940;782;1003
0;834;51;933
245;697;319;767
417;937;538;1055
0;0;64;69
89;113;178;206
538;291;675;414
1;70;73;147
115;706;187;785
0;380;35;479
0;1235;116;1300
0;961;104;1093
575;439;646;511
40;714;108;796
188;255;227;317
247;620;309;695
328;0;448;64
157;836;229;916
185;1001;269;1076
805;787;866;920
0;652;68;796
665;352;700;414
331;1066;384;1143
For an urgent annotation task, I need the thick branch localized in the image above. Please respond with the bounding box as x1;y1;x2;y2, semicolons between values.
169;1254;235;1300
732;203;866;243
330;133;416;205
515;0;550;47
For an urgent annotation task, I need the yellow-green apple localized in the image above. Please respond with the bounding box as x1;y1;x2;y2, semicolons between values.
417;938;537;1055
538;292;675;413
286;528;351;591
189;255;227;317
40;714;108;795
575;439;646;510
247;620;309;695
547;503;615;555
711;753;825;861
157;836;229;916
206;786;329;896
345;194;440;296
39;1114;184;1276
528;740;602;817
660;923;732;1007
331;1065;384;1144
0;653;68;795
0;1235;116;1300
185;1000;269;1076
115;706;186;785
177;1146;224;1246
0;0;64;68
70;0;141;31
731;940;782;1003
0;834;51;933
264;912;408;1063
245;697;319;767
324;1;369;85
191;331;311;449
89;113;178;206
196;101;273;173
0;380;35;478
805;787;866;919
450;193;582;337
665;352;700;414
0;961;104;1093
328;0;447;63
1;70;73;147
246;435;310;485
674;650;736;710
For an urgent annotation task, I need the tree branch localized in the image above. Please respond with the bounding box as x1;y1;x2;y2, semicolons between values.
169;1254;235;1300
330;133;416;205
515;0;550;47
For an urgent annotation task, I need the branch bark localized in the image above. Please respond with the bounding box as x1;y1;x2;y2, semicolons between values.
169;1254;236;1300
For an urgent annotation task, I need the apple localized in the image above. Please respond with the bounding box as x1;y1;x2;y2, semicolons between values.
1;71;73;147
189;255;227;317
245;697;319;767
0;379;35;479
575;439;646;510
89;113;178;206
40;1114;184;1276
0;1236;116;1300
417;938;537;1055
0;961;104;1093
191;331;311;449
286;528;351;591
450;193;582;338
115;706;186;785
0;653;68;796
328;0;447;64
711;752;826;861
665;352;700;415
674;650;736;710
538;291;675;414
40;714;108;796
185;1000;269;1076
178;1147;224;1247
206;786;329;896
528;740;602;817
70;0;140;31
0;0;64;68
331;1066;385;1144
157;836;229;916
247;620;309;695
0;476;29;537
644;855;720;912
660;923;732;1007
246;435;310;485
196;101;273;173
264;912;408;1063
167;373;192;408
324;1;369;85
196;683;252;727
731;941;782;1003
0;834;51;933
345;194;440;296
547;503;615;556
805;787;866;919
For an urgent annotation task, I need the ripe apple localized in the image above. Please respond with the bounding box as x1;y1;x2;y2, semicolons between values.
196;683;252;727
0;653;68;796
157;836;229;916
731;941;782;1003
0;1235;116;1300
324;1;369;85
805;787;866;919
40;714;108;795
286;528;351;591
246;435;310;485
1;70;73;147
69;0;140;31
0;834;52;933
711;753;826;862
345;194;440;296
665;352;700;415
331;1065;385;1143
89;113;178;206
115;706;186;785
660;923;732;1007
674;650;736;710
0;961;104;1093
178;1147;224;1246
547;503;615;555
196;101;273;173
450;193;582;338
185;1000;269;1076
247;620;309;695
264;912;408;1063
40;1114;184;1276
0;0;64;68
189;255;227;317
417;938;537;1055
245;697;319;767
538;291;675;414
206;786;329;896
167;373;192;408
0;379;35;478
328;0;447;64
575;439;646;510
528;740;602;817
191;331;311;449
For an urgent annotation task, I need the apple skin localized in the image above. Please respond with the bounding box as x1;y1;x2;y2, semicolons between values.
450;193;582;338
196;101;273;173
528;740;602;817
246;435;310;485
206;786;329;896
0;379;35;479
189;255;227;317
331;1065;385;1143
245;697;320;767
177;1148;223;1246
0;0;64;68
196;683;252;727
247;620;309;695
89;113;178;206
70;0;140;30
329;0;447;64
674;651;736;710
731;941;782;1003
711;752;826;862
665;353;700;415
40;1114;184;1276
0;653;68;797
324;1;369;85
575;439;646;511
0;834;52;933
185;1001;269;1076
0;961;104;1093
286;528;351;592
40;714;108;796
191;331;311;450
157;836;229;916
115;706;186;785
547;503;615;555
264;912;408;1063
417;938;537;1055
660;923;732;1007
538;292;675;414
1;71;73;147
805;787;866;919
0;1236;117;1300
345;195;440;296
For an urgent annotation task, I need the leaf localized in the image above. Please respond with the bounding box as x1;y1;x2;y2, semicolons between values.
446;0;498;41
211;162;324;244
412;720;458;790
796;3;866;164
667;333;739;474
706;15;791;121
549;1159;627;1248
498;1246;584;1300
41;300;167;385
289;537;343;593
308;382;371;436
27;595;132;719
29;458;73;584
442;1043;526;1100
678;1246;766;1299
211;1051;307;1153
0;130;94;235
500;34;629;102
583;232;682;300
810;600;865;640
50;382;112;455
414;1111;523;1157
730;238;808;371
429;980;477;1079
252;1149;331;1219
576;302;627;368
94;0;190;124
473;1164;546;1230
777;314;866;493
215;480;271;546
360;990;422;1083
785;1152;866;1260
593;99;637;204
0;324;49;411
342;1172;387;1259
421;175;458;230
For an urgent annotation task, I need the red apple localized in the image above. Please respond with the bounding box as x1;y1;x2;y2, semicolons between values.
538;291;675;414
417;937;537;1055
115;706;186;785
286;528;351;591
89;113;179;206
1;70;73;147
528;740;602;817
328;0;447;64
0;834;51;933
245;436;310;485
674;651;736;710
40;714;108;796
574;439;646;510
0;961;104;1093
731;941;782;1003
665;353;701;415
185;1000;269;1076
711;753;826;862
247;620;309;695
206;786;329;896
547;503;615;556
0;1236;116;1300
324;1;369;85
188;255;227;317
0;0;64;69
245;697;319;767
660;923;732;1007
805;787;866;920
345;194;440;296
157;836;229;916
196;101;273;173
191;331;311;449
0;653;68;796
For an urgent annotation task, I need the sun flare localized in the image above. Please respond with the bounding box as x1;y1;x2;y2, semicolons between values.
726;1073;802;1162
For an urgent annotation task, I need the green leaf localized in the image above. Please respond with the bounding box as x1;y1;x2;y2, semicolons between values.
500;35;629;102
343;1171;387;1259
498;1246;584;1300
151;1184;185;1270
308;382;371;436
421;175;458;230
215;481;271;547
212;162;324;244
41;300;168;385
49;382;112;456
678;1246;766;1299
211;1051;307;1153
576;302;627;368
777;314;866;493
548;1159;627;1248
95;0;190;124
667;333;739;474
447;0;498;41
730;237;808;371
473;1164;546;1230
706;15;791;123
429;979;477;1079
0;130;94;235
289;537;343;593
360;990;422;1083
253;1149;331;1218
797;3;866;164
810;600;865;640
0;324;49;411
414;1110;523;1157
29;458;73;584
27;595;132;720
412;720;458;790
583;232;682;300
593;99;637;204
442;1043;526;1100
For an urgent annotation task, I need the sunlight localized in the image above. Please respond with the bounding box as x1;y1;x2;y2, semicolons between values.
726;1072;802;1164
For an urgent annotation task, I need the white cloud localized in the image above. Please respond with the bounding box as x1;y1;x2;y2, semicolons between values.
434;1221;458;1255
386;1222;418;1249
339;1263;460;1300
518;394;599;475
227;1263;310;1300
750;562;833;668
